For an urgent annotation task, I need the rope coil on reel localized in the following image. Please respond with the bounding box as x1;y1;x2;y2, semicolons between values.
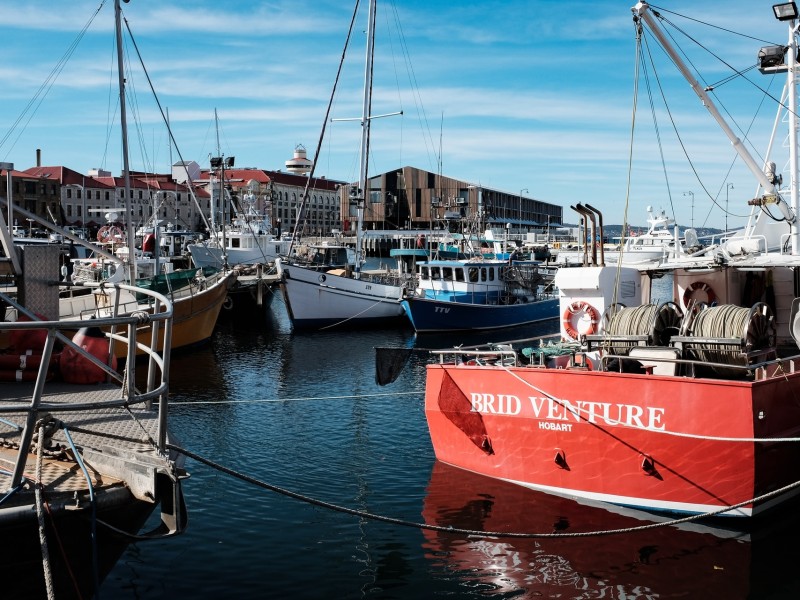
682;303;776;373
601;302;683;355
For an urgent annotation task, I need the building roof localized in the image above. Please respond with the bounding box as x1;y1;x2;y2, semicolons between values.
24;166;116;189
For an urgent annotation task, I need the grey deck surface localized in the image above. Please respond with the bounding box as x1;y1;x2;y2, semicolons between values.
1;382;162;497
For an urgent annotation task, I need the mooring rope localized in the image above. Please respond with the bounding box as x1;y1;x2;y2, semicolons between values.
166;443;800;538
35;424;55;600
64;427;100;598
169;390;420;406
500;363;800;443
318;292;405;331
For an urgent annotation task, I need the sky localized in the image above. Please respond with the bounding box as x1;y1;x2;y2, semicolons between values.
0;0;795;230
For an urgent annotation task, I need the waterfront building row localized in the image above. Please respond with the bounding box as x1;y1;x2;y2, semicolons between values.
1;153;562;240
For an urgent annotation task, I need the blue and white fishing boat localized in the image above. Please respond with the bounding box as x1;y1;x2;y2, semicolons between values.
401;257;559;332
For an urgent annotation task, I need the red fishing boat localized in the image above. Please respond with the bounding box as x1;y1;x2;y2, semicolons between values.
423;2;800;518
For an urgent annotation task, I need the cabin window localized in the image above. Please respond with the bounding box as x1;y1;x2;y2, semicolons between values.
481;267;488;281
442;267;453;281
489;267;495;281
468;267;479;282
455;268;465;282
420;266;429;280
431;267;441;280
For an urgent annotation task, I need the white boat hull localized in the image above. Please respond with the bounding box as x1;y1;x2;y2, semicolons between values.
276;259;406;328
188;241;287;269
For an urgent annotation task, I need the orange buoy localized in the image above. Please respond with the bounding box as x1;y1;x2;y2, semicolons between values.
60;326;117;384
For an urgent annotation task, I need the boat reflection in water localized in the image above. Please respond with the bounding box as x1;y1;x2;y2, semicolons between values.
421;461;800;598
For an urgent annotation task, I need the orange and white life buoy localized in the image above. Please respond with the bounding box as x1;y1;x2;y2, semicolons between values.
97;225;122;244
682;281;716;309
562;301;600;340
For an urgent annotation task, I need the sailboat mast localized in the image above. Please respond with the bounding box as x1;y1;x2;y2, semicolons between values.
115;0;137;281
213;108;228;267
355;0;376;277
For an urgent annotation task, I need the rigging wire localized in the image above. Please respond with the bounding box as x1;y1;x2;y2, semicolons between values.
638;34;676;222
287;0;362;256
122;15;212;233
639;27;749;220
100;32;119;172
0;1;108;161
386;0;438;172
614;17;642;297
650;4;784;47
645;9;799;228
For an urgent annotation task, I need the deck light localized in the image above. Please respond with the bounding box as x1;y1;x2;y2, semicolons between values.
773;2;798;20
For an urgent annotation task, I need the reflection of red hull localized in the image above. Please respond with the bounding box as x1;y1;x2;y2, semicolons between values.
421;461;751;598
424;363;800;516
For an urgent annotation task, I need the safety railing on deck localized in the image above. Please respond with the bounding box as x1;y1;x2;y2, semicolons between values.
0;281;173;489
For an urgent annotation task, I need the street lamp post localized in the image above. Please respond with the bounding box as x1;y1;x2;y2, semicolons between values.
683;191;694;228
81;176;86;235
519;188;528;234
0;161;13;234
726;183;734;233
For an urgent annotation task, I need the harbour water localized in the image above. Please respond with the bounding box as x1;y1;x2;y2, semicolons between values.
99;292;800;599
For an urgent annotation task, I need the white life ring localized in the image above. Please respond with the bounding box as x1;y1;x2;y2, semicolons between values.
562;301;599;340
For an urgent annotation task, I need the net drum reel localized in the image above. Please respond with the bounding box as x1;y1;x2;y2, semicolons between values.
587;301;683;356
672;302;776;377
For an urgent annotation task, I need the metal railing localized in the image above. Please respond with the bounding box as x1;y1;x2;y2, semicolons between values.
0;281;173;489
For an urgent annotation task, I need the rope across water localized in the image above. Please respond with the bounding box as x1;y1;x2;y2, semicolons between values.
166;442;800;538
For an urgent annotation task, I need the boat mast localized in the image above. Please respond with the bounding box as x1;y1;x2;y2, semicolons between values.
115;0;137;281
354;0;376;278
632;1;798;248
213;108;229;269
